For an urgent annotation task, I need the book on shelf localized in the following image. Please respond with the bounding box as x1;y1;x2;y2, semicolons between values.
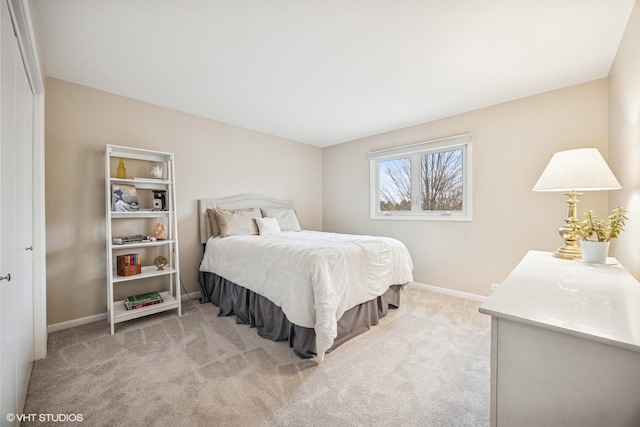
124;298;164;310
112;234;146;244
117;253;140;266
124;291;164;310
116;253;142;276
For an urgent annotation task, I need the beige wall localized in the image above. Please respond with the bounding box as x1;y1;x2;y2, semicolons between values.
45;77;323;325
609;0;640;277
46;51;625;324
323;80;609;296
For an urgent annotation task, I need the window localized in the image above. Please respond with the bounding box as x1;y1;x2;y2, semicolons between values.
369;134;472;221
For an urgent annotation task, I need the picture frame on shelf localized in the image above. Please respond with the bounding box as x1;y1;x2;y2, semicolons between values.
152;190;166;211
112;184;139;212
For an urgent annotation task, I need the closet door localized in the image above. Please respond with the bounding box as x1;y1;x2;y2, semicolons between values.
0;0;35;421
14;10;34;410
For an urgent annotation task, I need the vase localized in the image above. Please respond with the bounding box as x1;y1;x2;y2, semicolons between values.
580;240;610;264
116;158;126;179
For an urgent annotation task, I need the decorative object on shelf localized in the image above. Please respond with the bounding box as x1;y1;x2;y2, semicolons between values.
117;158;126;179
532;148;621;260
152;190;167;211
154;255;168;271
111;184;139;212
154;222;167;240
151;165;163;179
572;207;627;264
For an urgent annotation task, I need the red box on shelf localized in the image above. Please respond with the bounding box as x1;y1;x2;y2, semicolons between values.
116;254;142;276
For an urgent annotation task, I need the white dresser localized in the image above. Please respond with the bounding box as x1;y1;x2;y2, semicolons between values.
479;250;640;427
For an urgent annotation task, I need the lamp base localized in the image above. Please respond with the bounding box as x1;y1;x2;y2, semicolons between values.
553;196;583;260
552;242;582;260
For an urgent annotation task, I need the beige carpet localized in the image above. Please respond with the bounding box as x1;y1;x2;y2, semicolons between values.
23;287;490;426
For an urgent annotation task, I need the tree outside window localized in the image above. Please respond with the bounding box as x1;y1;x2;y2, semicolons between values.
421;149;462;211
379;158;411;211
370;134;471;221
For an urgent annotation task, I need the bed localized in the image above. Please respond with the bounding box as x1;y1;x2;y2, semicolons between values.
197;195;414;361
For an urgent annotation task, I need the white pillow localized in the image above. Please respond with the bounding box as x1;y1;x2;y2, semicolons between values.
255;217;282;236
261;208;301;231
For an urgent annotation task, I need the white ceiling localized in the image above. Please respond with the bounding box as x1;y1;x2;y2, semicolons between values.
32;0;635;147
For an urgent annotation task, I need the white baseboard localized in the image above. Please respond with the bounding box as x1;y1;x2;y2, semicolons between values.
408;282;488;302
47;312;107;333
181;291;202;300
47;291;202;334
48;285;485;333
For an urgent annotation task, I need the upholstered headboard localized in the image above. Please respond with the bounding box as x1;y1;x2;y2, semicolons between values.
198;194;294;243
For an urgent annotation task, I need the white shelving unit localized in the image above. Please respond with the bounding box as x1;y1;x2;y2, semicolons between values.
105;145;181;334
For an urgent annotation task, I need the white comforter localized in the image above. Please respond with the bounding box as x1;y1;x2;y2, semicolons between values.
199;230;414;360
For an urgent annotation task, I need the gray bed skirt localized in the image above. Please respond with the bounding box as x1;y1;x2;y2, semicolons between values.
198;271;401;358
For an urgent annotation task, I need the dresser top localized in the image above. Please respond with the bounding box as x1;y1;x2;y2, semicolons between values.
479;250;640;353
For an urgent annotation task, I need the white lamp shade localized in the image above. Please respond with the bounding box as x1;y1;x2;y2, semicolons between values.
533;148;621;192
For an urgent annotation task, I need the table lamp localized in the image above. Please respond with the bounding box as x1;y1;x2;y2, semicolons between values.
532;148;621;259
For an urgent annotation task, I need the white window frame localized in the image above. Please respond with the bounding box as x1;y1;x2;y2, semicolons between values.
369;133;472;221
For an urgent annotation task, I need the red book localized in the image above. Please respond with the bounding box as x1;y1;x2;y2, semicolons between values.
124;298;164;310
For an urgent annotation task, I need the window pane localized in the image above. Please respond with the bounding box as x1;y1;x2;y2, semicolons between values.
421;149;463;211
379;158;411;211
